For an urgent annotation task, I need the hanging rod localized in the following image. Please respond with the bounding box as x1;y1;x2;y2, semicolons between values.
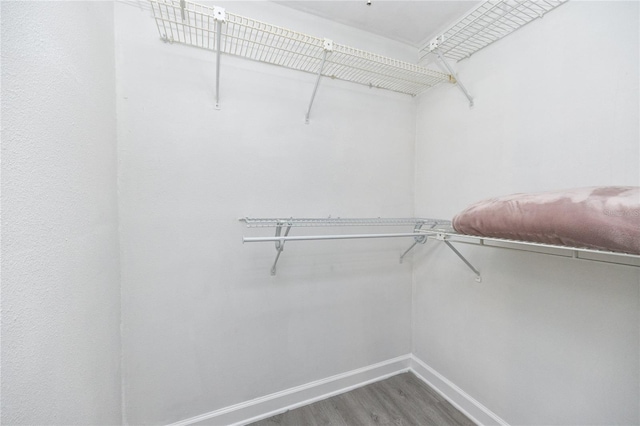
243;232;425;244
243;232;426;276
240;217;446;275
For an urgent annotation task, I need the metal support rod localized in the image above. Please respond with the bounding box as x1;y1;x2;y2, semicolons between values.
444;241;482;282
305;49;329;124
215;20;222;110
435;49;474;107
399;223;428;263
246;231;421;276
399;241;420;264
245;232;426;243
271;224;292;276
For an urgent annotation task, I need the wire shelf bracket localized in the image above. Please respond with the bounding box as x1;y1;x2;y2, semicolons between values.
213;7;225;109
305;39;333;124
434;233;482;282
432;47;474;107
399;222;429;264
270;220;293;276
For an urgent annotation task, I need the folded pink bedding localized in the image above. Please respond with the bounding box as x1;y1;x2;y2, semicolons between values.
452;187;640;255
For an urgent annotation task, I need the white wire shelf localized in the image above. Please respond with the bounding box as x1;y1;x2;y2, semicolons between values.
241;217;640;277
149;0;452;96
240;217;447;275
422;230;640;267
420;0;567;63
419;230;640;282
240;217;453;229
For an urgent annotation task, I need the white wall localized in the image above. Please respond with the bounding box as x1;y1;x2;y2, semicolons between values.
1;2;122;424
115;2;417;424
413;1;640;425
3;2;637;425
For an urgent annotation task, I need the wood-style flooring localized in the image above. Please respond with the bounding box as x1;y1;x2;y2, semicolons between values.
248;372;475;426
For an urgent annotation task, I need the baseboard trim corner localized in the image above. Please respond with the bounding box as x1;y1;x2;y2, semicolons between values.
169;354;411;426
409;354;509;426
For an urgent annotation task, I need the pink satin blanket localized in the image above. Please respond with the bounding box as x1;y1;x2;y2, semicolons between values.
452;187;640;255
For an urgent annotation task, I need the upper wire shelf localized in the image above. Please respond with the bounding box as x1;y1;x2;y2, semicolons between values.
149;0;452;96
420;0;567;63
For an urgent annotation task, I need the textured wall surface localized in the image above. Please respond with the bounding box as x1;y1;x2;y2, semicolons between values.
3;1;637;425
413;2;640;424
115;2;416;424
1;2;122;424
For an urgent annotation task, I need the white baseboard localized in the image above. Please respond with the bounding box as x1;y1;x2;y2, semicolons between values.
409;354;509;426
168;353;508;426
169;355;411;426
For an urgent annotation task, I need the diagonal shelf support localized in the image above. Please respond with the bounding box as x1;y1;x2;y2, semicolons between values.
444;241;482;282
271;221;293;276
433;48;474;107
305;39;333;124
400;222;428;263
213;7;226;110
433;233;481;282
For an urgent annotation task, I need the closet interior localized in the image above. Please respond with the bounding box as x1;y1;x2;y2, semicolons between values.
2;0;638;425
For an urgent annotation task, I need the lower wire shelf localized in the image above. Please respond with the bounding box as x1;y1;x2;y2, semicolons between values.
240;217;449;275
240;217;640;277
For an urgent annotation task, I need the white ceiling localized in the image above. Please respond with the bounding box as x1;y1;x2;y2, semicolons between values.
275;1;481;47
